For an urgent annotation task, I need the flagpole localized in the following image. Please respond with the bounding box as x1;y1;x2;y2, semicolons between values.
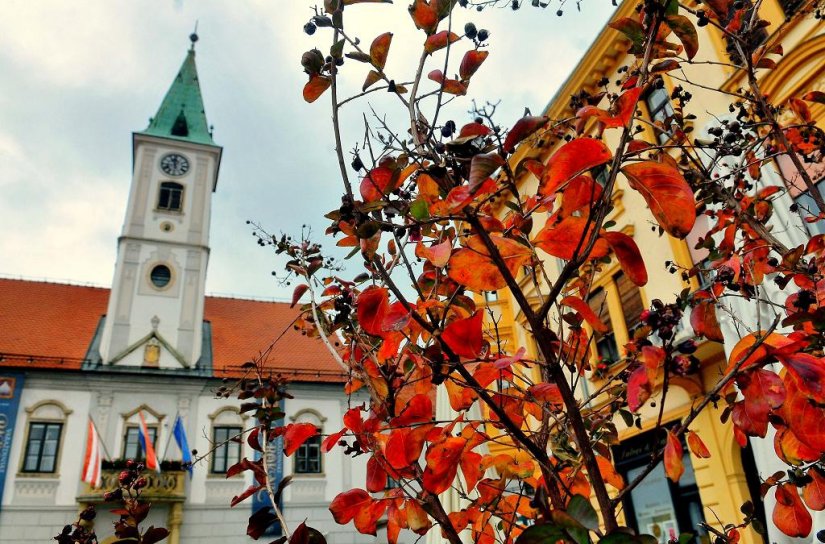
161;411;178;463
90;416;113;462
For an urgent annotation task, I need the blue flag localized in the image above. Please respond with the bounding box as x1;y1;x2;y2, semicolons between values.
172;415;192;476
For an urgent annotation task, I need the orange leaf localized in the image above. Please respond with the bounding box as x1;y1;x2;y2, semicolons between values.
424;30;459;54
357;286;390;336
664;431;684;482
459;122;492;138
528;383;564;406
609;87;643;128
386;427;428;469
803;468;825;511
459;50;488;80
422;437;465;494
370;32;393;70
533;216;609;261
561;295;608;332
559;175;603;218
782;377;825;451
442;311;483;359
539;138;612;196
666;15;699;60
687;431;711;458
595;455;625;490
448;235;532;291
283;423;319;456
415;240;452;268
774;483;812;538
409;0;438;34
303;75;332;103
621;161;696;238
776;352;825;402
392;394;433;426
406;500;432;534
602;231;648;286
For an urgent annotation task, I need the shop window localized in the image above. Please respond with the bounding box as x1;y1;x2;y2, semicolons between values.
211;426;242;474
123;426;158;461
295;432;322;474
157;181;184;212
614;429;709;544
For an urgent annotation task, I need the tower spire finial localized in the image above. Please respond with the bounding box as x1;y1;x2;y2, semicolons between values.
189;21;199;50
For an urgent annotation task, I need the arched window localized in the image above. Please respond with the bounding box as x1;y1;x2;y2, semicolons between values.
291;409;325;475
157;182;184;212
209;407;247;475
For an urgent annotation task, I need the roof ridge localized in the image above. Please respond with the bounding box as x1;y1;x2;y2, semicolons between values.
0;274;109;290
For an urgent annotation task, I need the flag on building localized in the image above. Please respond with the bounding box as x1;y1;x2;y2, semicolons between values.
138;411;160;472
172;414;193;476
81;418;102;488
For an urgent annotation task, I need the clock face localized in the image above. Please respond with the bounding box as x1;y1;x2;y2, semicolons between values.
160;153;190;176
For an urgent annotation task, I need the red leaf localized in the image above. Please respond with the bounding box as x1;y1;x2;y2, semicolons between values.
360;166;395;202
528;383;564;406
283;423;318;456
385;427;428;469
559;175;603;218
561;295;608;332
357;286;390;336
539;138;613;196
664;431;684;482
687;431;711;458
424;30;459;54
602;231;648;286
247;506;278;539
459;122;492;138
291;284;309;308
231;483;264;507
533;216;609;261
503;116;548;153
303;75;331;103
370;32;393;70
442;311;483;359
422;437;465;494
803;90;825;105
690;300;724;342
782;377;825;451
609;87;643;128
733;369;785;438
627;366;652;411
621;161;696;238
447;235;532;292
329;488;373;524
773;425;819;465
777;352;825;401
774;483;812;538
322;428;347;453
366;455;387;492
406;500;432;534
803;468;825;511
382;301;411;332
459;50;488;80
392;394;433;426
460;451;484;493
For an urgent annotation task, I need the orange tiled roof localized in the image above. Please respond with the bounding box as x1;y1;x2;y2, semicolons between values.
0;278;345;382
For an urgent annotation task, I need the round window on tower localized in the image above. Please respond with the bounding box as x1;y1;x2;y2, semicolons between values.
149;264;172;289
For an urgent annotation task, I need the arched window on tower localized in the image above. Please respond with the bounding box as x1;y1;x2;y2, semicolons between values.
157;182;184;212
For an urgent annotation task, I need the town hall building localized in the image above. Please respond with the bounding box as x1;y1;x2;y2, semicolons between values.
0;36;382;544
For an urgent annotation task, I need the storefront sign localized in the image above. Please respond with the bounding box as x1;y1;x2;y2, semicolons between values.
0;372;25;510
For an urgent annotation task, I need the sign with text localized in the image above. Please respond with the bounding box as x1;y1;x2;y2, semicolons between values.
0;372;25;510
252;399;285;536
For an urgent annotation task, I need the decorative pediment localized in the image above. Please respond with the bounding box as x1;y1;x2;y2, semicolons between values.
108;316;189;368
121;404;165;423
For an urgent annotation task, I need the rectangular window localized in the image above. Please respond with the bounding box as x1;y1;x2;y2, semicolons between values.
211;426;243;474
22;422;62;473
588;286;619;364
645;87;675;144
484;290;499;303
295;432;322;474
615;271;644;335
123;426;158;461
157;182;184;212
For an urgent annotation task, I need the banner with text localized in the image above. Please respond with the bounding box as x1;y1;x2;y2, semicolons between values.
0;372;25;510
252;399;285;536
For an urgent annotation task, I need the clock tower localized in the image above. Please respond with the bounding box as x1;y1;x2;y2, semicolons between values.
98;35;222;369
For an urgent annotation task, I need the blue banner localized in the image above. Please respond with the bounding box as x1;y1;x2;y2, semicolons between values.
252;399;285;536
0;372;25;511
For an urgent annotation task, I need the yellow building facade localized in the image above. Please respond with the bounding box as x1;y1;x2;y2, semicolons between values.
481;0;824;541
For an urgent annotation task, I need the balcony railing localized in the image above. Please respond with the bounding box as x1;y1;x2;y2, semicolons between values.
77;469;186;503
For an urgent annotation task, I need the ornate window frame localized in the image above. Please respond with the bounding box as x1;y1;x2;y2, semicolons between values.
18;400;73;477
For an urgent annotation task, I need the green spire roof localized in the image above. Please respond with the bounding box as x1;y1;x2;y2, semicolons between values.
139;45;216;146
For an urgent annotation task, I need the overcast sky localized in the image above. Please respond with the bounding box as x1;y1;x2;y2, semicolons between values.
0;0;614;300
